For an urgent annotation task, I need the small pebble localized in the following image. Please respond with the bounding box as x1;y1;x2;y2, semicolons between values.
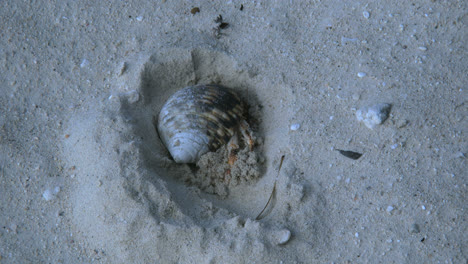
275;229;292;245
290;123;301;131
386;206;394;212
136;16;143;21
363;11;370;19
418;46;427;51
356;103;392;129
357;72;367;78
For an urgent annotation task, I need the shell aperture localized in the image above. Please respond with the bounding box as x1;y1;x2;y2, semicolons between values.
157;84;247;163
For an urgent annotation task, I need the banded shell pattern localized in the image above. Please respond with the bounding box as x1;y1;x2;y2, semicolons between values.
158;84;247;163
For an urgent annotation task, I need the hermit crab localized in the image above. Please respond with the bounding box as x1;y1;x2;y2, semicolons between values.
157;84;254;164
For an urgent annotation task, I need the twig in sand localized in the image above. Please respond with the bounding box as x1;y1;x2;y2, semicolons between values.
255;155;285;220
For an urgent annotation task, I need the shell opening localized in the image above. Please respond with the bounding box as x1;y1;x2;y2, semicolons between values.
167;132;210;163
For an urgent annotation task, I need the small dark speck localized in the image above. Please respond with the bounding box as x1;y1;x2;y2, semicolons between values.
219;22;229;29
191;7;200;14
336;149;363;160
240;4;244;11
421;237;425;242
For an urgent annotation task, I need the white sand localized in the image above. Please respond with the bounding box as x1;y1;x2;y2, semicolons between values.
1;1;466;263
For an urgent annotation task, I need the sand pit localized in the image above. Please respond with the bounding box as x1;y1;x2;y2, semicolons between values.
61;49;315;262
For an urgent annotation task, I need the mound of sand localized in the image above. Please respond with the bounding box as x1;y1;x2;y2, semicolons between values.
62;49;310;262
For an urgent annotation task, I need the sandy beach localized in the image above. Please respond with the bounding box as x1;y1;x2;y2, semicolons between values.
0;1;466;263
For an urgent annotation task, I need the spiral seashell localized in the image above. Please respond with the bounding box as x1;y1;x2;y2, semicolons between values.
158;84;247;163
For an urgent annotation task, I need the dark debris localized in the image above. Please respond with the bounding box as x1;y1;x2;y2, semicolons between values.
213;14;229;38
336;149;363;160
191;7;200;14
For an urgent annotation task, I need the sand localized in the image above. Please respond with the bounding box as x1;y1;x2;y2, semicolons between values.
1;1;466;263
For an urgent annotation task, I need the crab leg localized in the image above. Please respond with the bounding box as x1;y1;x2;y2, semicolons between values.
227;132;239;166
239;119;255;151
227;120;254;167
